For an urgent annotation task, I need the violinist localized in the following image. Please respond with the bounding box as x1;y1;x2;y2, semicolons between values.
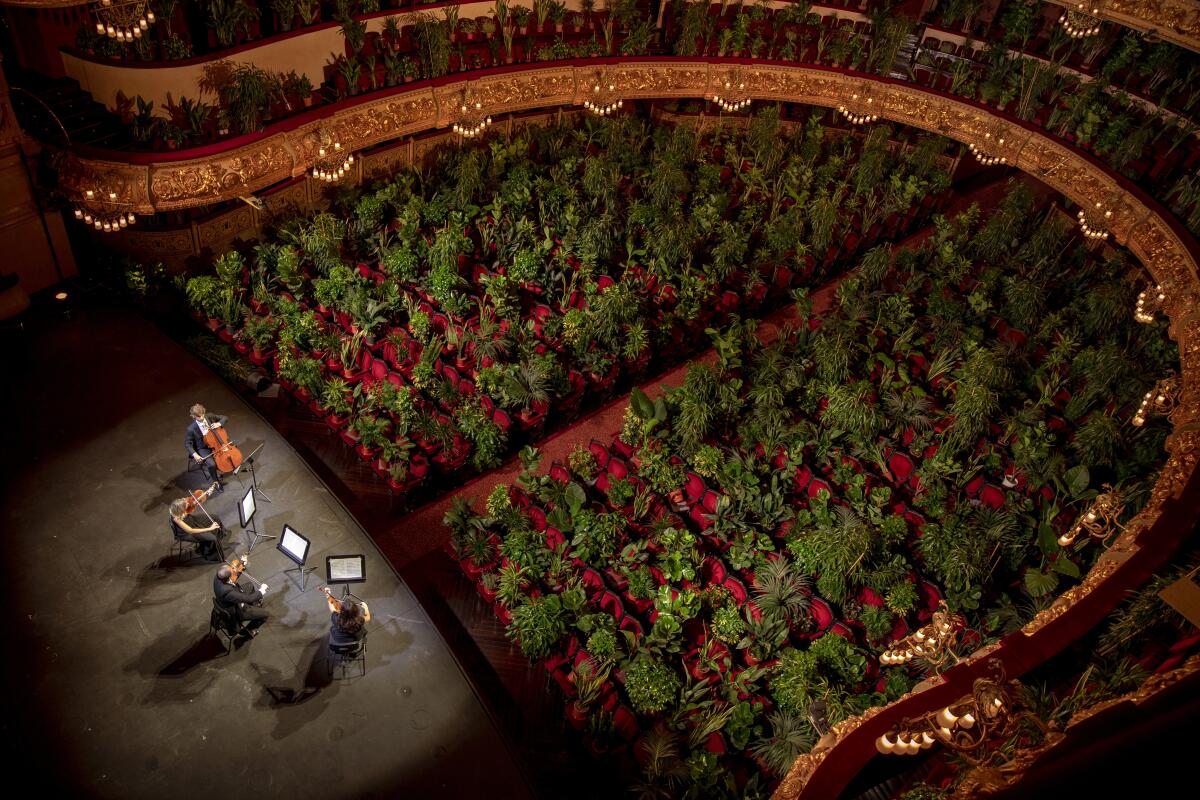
322;587;370;647
214;555;270;637
169;485;226;561
185;404;227;489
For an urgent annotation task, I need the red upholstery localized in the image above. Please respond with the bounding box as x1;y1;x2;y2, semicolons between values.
809;597;834;630
807;478;832;499
722;576;748;604
588;440;611;469
979;484;1005;509
887;452;914;482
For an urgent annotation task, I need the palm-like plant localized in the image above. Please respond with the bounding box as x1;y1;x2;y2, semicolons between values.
749;712;814;777
883;389;933;437
751;557;811;624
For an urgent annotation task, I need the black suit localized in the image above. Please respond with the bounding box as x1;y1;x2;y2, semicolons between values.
213;574;269;632
186;413;227;483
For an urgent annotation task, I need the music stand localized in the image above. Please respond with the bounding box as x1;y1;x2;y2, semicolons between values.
233;442;271;504
278;524;316;591
325;554;366;602
238;485;276;551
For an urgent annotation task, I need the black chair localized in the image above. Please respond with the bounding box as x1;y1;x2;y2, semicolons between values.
172;531;203;564
210;599;250;653
171;520;224;564
327;635;367;679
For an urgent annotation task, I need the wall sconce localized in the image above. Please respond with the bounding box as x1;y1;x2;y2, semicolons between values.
875;660;1054;761
1057;484;1124;547
880;601;961;674
1132;373;1180;427
1134;282;1166;323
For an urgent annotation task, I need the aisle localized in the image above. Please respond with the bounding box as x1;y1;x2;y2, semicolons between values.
0;301;531;799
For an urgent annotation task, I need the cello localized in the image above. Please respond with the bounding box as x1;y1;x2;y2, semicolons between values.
202;418;244;474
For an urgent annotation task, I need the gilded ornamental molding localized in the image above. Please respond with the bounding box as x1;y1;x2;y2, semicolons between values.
1046;0;1200;54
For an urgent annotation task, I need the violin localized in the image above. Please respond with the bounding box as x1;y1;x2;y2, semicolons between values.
228;553;261;588
321;586;344;614
202;418;244;475
182;481;220;516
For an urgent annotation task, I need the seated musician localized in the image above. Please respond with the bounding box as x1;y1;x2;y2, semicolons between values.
168;496;225;561
185;404;228;490
322;587;370;647
214;562;270;637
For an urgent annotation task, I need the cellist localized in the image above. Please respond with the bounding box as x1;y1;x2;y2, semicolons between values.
185;403;227;490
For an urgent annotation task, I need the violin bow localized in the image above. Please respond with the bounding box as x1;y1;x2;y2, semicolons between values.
189;481;219;525
196;439;240;461
225;555;263;588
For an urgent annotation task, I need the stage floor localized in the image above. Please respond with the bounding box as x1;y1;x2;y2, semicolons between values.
0;300;532;799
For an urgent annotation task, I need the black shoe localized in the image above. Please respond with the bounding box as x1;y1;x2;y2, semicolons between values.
213;483;225;495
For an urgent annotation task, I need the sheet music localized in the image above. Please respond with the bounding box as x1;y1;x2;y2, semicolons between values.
328;556;364;581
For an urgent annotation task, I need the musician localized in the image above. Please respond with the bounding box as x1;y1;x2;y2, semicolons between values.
322;587;370;647
214;563;270;637
185;404;228;489
169;496;225;561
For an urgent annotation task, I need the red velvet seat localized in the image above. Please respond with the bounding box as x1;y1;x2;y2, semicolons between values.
722;576;748;604
580;567;606;596
613;705;639;741
588;440;611;469
527;506;547;532
683;472;706;504
887;452;915;483
979;484;1005;509
598;591;625;621
807;478;832;499
619;615;643;639
809;597;834;631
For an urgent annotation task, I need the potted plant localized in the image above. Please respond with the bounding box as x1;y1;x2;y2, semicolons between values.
206;0;261;49
280;356;324;400
566;657;613;727
375;435;414;477
350;413;391;460
339;330;366;379
297;0;319;26
506;593;568;658
623;656;681;714
271;0;297;32
185;275;224;327
320;376;354;428
242;314;278;362
549;1;567;34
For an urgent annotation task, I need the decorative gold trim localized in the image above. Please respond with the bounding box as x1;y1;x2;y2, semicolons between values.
1045;0;1200;54
948;653;1200;798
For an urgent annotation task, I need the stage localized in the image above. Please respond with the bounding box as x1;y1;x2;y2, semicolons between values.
0;299;532;798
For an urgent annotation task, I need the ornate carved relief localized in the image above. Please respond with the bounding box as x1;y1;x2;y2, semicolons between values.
149;143;291;209
1104;0;1200;53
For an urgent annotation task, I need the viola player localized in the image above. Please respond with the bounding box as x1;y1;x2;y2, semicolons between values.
185;403;228;490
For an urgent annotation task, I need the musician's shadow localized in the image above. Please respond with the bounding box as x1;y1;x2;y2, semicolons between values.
251;639;341;739
125;623;228;706
111;550;219;615
123;459;205;513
